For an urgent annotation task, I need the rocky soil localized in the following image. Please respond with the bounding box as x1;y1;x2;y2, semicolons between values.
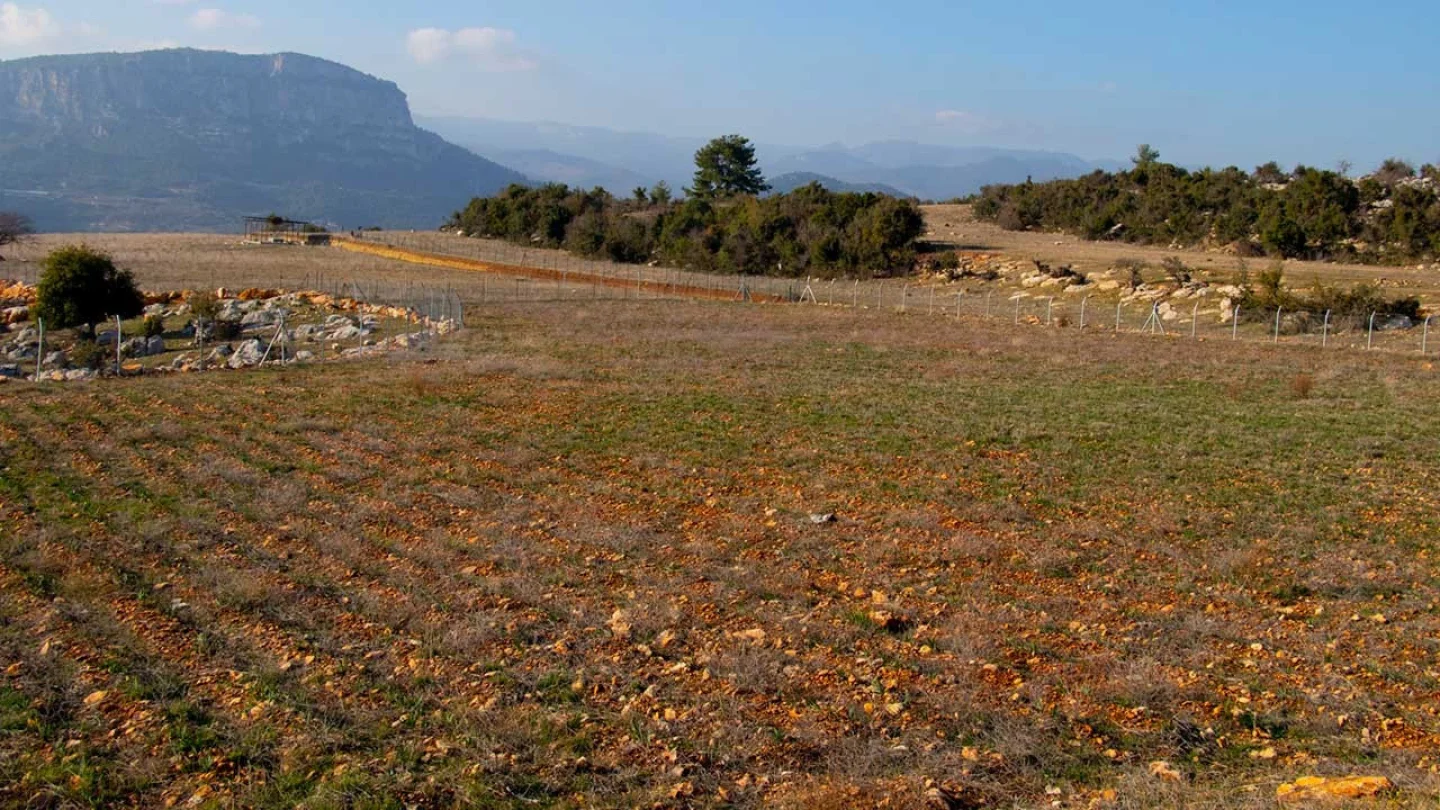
0;282;456;383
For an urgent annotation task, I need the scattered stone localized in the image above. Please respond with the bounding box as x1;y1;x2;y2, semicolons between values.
227;339;265;369
1376;315;1413;331
1276;776;1393;803
0;363;21;379
1148;761;1182;782
808;513;837;524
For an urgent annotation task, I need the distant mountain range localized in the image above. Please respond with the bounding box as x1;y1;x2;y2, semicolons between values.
420;116;1121;201
0;48;1119;233
767;172;910;197
0;50;525;231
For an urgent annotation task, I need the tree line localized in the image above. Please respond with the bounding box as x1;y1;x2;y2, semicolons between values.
448;135;925;278
972;148;1440;264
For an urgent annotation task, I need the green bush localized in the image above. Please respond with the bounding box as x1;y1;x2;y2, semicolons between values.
142;314;166;338
33;245;143;332
972;154;1438;264
1239;265;1420;318
449;182;925;279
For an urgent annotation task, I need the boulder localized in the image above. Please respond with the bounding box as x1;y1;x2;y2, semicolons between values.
227;339;266;369
206;345;233;364
241;308;285;328
1;305;27;325
0;363;21;379
327;324;363;341
42;350;66;369
64;369;96;382
1376;315;1414;331
293;350;316;362
121;337;162;358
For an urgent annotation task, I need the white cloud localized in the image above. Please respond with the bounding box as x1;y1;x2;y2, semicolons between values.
406;26;536;71
0;3;59;47
189;8;260;31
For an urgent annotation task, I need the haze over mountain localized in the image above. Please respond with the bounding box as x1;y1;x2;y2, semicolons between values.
766;173;910;198
420;116;1121;201
0;49;526;232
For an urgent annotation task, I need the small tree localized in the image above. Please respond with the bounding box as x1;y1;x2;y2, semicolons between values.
1132;144;1161;167
33;245;144;334
649;181;673;206
1160;256;1192;284
1253;162;1288;185
632;187;649;205
1374;158;1415;186
0;211;33;258
689;135;770;200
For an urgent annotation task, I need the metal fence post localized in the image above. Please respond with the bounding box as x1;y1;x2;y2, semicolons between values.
1322;310;1332;348
1368;311;1377;350
1425;315;1434;355
1115;300;1123;332
1233;306;1240;341
34;317;44;382
1046;297;1054;326
1079;296;1090;330
1190;301;1200;339
1273;307;1282;344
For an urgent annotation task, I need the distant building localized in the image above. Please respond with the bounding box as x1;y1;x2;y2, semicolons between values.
242;216;331;246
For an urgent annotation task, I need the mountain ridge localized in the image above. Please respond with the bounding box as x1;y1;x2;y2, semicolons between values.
0;49;527;231
418;115;1118;201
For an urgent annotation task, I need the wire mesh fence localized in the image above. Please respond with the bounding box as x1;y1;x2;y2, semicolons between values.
340;232;1439;357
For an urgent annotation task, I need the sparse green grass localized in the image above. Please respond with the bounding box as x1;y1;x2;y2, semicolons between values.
1;296;1438;808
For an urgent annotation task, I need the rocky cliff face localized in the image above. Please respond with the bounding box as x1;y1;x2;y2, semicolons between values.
0;49;526;231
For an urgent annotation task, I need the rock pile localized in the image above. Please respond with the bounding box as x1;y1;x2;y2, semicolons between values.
0;285;459;383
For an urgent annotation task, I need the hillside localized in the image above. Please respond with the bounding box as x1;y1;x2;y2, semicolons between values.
0;50;526;232
768;171;910;197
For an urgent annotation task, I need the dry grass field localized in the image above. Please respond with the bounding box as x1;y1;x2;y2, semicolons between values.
923;205;1440;303
2;234;1439;808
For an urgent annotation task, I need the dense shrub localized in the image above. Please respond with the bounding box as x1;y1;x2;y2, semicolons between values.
1238;265;1420;318
449;182;925;278
973;156;1439;264
34;245;144;332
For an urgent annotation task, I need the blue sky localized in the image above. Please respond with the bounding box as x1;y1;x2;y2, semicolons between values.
2;0;1437;169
